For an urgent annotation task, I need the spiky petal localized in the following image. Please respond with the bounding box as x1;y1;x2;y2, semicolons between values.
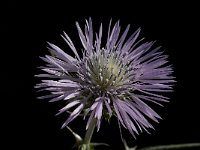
35;18;175;138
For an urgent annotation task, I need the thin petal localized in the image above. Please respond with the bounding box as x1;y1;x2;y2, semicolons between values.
61;103;84;129
64;91;80;100
56;100;80;116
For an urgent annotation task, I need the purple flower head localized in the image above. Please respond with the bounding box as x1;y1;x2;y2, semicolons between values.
35;18;175;138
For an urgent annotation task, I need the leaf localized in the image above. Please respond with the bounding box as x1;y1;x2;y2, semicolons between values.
123;139;137;150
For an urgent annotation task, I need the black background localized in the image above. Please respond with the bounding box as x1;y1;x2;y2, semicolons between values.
2;1;200;150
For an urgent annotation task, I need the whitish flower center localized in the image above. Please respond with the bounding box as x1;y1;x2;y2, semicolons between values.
87;52;126;92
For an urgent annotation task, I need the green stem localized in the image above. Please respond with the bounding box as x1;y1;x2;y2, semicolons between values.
139;143;200;150
83;118;97;146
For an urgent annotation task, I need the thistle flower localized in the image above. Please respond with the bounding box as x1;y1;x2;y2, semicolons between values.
35;18;175;139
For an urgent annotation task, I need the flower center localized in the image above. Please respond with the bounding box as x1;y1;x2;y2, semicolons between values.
87;52;126;92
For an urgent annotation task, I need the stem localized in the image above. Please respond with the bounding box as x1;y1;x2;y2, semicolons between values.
139;143;200;150
83;118;97;145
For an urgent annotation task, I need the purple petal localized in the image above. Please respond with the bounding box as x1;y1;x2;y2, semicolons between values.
62;32;80;60
56;100;80;116
61;103;84;129
64;91;80;100
86;111;95;130
104;98;112;116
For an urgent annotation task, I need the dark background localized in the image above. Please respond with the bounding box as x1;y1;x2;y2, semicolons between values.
2;1;200;150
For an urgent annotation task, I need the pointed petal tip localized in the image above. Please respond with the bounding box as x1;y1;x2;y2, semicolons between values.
46;41;52;46
61;124;66;129
49;99;56;102
55;111;61;116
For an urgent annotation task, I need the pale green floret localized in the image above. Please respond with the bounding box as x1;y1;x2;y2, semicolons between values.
87;51;127;92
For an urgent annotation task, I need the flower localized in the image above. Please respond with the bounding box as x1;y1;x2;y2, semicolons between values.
35;18;175;138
